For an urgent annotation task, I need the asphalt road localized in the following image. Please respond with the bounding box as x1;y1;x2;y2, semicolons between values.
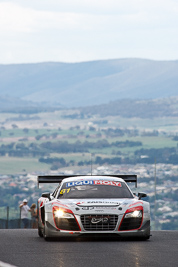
0;230;178;267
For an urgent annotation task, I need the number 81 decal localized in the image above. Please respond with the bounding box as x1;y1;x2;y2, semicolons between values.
60;188;71;194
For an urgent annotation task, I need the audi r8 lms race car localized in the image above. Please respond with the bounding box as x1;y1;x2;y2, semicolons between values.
37;175;150;240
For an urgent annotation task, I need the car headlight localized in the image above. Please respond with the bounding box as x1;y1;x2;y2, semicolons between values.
119;206;143;231
124;210;142;218
53;206;74;219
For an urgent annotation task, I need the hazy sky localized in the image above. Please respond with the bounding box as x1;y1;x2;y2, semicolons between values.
0;0;178;64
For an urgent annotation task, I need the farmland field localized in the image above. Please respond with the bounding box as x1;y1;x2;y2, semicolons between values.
0;110;177;174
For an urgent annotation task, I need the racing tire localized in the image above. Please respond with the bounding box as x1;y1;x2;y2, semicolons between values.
37;205;43;237
43;212;51;241
141;226;151;240
43;222;51;241
38;225;43;238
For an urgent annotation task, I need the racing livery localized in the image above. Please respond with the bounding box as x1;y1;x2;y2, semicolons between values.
37;175;150;240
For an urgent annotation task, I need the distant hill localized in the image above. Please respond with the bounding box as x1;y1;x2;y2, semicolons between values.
79;97;178;118
0;95;60;113
0;95;177;118
0;58;178;107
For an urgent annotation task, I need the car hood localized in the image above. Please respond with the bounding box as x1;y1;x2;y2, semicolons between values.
50;198;143;215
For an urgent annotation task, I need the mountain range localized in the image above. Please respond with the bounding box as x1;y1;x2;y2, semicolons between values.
0;58;178;108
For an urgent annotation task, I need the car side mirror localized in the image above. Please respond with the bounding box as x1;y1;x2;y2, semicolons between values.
41;192;51;200
138;192;147;200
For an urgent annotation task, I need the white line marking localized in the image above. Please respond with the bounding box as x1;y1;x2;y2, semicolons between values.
0;261;17;267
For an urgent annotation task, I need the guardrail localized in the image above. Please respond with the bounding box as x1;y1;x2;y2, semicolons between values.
0;206;32;229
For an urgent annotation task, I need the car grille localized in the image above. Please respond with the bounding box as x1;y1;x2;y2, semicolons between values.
81;214;118;231
119;217;142;231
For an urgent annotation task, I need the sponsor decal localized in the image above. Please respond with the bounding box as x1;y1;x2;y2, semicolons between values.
91;217;109;224
82;207;94;210
77;201;120;207
88;215;110;224
94;180;122;187
66;180;93;187
95;206;117;209
82;207;117;211
66;180;122;187
87;201;119;204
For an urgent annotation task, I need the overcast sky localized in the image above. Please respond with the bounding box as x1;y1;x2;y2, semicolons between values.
0;0;178;64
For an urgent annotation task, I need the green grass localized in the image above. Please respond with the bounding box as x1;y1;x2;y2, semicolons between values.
106;136;177;149
108;116;178;131
140;136;177;149
0;157;50;174
0;129;62;138
0;132;176;151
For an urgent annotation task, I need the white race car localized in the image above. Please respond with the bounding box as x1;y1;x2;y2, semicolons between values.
37;175;150;240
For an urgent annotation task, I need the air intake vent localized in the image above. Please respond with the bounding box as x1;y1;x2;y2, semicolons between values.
119;217;142;231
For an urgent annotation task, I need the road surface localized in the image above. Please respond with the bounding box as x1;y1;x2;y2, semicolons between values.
0;230;177;267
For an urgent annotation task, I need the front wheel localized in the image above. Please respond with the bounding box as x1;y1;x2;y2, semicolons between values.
141;226;151;240
43;222;51;241
145;225;150;239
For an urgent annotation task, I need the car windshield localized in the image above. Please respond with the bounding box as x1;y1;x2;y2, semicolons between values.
57;180;133;199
